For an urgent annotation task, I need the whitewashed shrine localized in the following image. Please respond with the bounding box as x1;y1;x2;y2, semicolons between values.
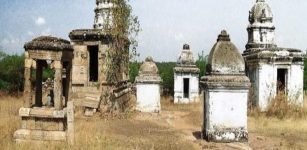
136;57;162;113
174;44;200;104
243;0;304;111
201;30;250;142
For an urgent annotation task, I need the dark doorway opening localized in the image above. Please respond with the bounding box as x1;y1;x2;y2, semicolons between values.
277;69;287;93
183;78;190;98
88;46;99;82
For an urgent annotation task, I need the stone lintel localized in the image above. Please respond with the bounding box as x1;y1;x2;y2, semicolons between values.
19;107;66;119
202;128;248;143
135;80;161;84
14;129;66;141
135;75;162;84
200;75;250;90
174;66;200;73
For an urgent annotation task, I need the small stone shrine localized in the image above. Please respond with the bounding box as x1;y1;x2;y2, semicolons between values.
174;44;200;104
243;0;304;111
14;36;74;143
135;57;162;113
201;30;250;142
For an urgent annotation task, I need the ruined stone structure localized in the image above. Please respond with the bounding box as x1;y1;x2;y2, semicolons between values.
243;0;304;111
201;31;250;142
135;57;162;113
14;36;74;143
69;0;131;115
174;44;200;104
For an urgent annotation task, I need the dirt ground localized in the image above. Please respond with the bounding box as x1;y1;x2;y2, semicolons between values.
1;96;307;150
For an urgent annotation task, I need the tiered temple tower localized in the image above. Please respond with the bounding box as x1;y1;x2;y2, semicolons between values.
246;0;276;50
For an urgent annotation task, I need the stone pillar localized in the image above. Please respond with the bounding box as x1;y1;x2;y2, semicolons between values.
24;58;33;108
54;60;63;110
35;60;43;107
67;101;74;145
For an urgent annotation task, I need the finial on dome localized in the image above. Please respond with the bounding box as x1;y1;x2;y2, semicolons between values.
256;0;265;2
183;44;190;50
145;56;153;62
217;30;230;42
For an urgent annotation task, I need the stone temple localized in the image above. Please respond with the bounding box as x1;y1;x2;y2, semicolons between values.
136;56;162;113
174;44;200;104
201;30;250;142
69;0;131;115
243;0;304;111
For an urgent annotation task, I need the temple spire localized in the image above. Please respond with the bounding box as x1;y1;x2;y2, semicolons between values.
94;0;114;29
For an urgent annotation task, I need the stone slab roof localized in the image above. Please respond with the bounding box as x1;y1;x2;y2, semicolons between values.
24;36;73;51
69;29;111;41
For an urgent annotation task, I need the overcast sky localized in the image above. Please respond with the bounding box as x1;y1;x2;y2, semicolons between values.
0;0;306;61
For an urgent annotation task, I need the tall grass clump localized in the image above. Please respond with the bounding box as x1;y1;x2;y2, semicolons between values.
266;92;307;119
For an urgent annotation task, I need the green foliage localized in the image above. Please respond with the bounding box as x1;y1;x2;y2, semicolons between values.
129;61;140;82
0;52;24;93
195;53;206;78
156;62;176;95
104;0;140;83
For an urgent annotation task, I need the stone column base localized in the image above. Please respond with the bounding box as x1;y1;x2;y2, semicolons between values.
14;129;67;142
201;128;248;143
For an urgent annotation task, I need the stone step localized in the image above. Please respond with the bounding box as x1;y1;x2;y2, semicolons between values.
14;129;66;141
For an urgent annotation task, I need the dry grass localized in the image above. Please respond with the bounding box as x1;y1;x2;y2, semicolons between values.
248;93;307;150
0;95;193;150
1;94;307;149
160;96;201;112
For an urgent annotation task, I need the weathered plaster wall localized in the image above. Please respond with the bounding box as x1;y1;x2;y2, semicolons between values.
258;63;276;111
288;64;304;105
136;83;161;113
249;27;275;45
174;73;199;103
203;89;248;142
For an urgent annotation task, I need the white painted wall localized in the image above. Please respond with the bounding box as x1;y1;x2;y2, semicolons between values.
174;73;199;103
258;64;276;111
203;89;248;141
136;83;161;113
288;64;304;105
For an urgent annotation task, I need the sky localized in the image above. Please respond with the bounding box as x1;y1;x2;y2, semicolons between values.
0;0;306;62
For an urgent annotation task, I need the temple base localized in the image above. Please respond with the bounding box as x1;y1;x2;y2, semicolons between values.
202;128;248;143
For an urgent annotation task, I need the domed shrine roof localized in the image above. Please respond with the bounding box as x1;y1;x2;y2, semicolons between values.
249;0;273;24
207;30;245;75
177;44;195;65
136;56;161;83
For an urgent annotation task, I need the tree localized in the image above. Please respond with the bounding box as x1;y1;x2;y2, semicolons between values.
104;0;140;83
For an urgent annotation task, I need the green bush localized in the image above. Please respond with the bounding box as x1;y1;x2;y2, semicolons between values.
0;52;24;93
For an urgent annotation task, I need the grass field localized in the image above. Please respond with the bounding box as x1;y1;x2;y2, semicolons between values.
0;95;307;150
